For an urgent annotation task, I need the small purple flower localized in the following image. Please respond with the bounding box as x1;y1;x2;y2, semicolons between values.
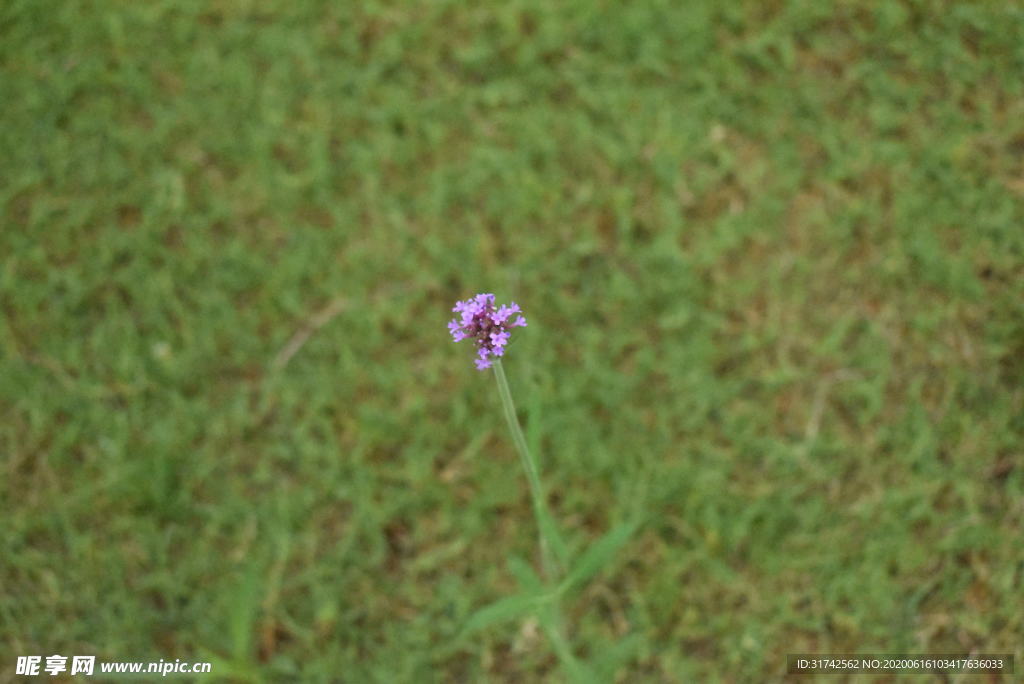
448;293;527;370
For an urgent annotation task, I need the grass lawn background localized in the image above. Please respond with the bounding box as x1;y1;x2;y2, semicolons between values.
2;1;1023;681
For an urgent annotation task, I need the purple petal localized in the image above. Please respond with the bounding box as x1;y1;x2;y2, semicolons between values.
491;305;512;324
448;294;525;368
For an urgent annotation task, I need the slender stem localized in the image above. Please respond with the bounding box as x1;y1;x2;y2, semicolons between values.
492;360;584;680
492;359;556;580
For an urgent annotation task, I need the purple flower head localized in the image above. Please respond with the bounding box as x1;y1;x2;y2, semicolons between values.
448;293;527;370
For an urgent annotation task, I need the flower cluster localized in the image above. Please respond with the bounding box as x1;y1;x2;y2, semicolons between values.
448;293;527;370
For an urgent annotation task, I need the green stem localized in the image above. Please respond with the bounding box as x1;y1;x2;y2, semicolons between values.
492;359;557;580
492;360;585;680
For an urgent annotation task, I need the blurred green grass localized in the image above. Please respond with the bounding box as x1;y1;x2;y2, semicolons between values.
2;0;1023;681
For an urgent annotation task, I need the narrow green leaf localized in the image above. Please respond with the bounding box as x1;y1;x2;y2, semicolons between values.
459;593;543;639
537;603;597;683
559;520;640;596
507;555;543;593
